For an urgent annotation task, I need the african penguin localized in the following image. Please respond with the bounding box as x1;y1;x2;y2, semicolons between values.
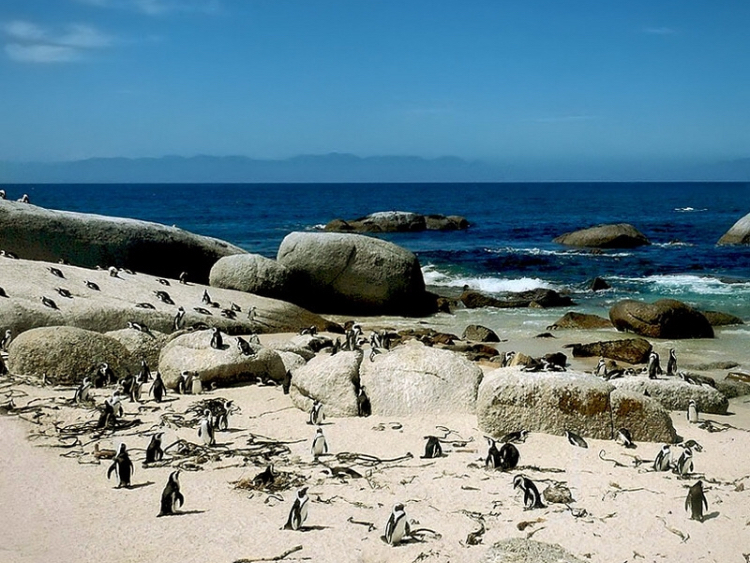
513;474;545;509
565;429;588;449
685;480;708;522
210;327;223;349
107;443;134;488
667;348;677;376
150;372;166;402
198;409;216;446
309;400;324;425
145;433;164;463
687;399;699;423
653;444;672;472
421;436;443;459
384;503;409;545
311;427;328;458
158;471;184;517
285;487;309;530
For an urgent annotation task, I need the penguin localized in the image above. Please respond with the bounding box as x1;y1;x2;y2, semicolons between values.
177;371;194;394
502;351;516;367
247;306;257;322
647;351;661;379
485;437;502;469
150;372;166;402
285;487;309;530
84;280;100;291
0;189;5;199
300;325;318;336
0;355;7;376
0;250;18;259
309;400;324;425
681;439;703;453
0;287;8;298
158;471;184;517
675;447;693;477
201;290;212;305
687;399;699;423
667;348;677;376
96;362;116;387
616;428;634;448
108;266;119;277
97;399;118;429
311;427;328;458
653;444;672;471
513;474;545;509
74;377;92;404
19;194;29;203
154;290;174;305
384;503;409;545
565;429;588;449
500;430;529;444
220;308;237;320
216;400;233;431
236;336;254;356
56;287;73;299
173;307;185;331
179;271;188;285
210;327;223;349
107;443;134;488
685;480;708;522
156;278;170;286
282;370;292;395
253;464;275;487
594;357;607;377
1;329;12;351
191;373;203;395
498;442;520;470
421;436;443;459
127;321;154;337
138;360;152;383
145;433;164;463
41;296;58;309
198;409;215;446
356;386;371;417
48;266;65;279
135;302;156;309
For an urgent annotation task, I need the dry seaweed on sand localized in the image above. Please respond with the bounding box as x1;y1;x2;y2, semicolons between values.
232;468;306;493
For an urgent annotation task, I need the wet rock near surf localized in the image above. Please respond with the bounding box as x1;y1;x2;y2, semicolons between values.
324;211;469;233
462;324;500;343
460;288;573;309
553;223;650;248
566;337;652;364
547;311;613;330
609;299;714;339
717;211;750;245
701;310;744;326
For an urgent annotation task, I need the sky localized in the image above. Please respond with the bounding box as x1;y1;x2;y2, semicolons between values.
1;0;749;173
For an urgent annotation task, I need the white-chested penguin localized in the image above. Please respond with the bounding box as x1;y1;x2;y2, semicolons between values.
138;360;152;384
565;429;588;449
107;443;134;488
647;351;661;379
616;427;634;448
667;348;677;376
485;437;502;469
311;427;328;459
675;447;693;477
421;436;443;459
500;430;529;444
653;444;672;471
236;336;254;356
191;373;203;395
145;432;164;463
216;400;233;431
198;409;216;446
1;329;11;351
384;503;409;545
74;377;92;404
309;400;324;425
158;471;184;517
173;307;185;331
356;385;371;417
285;487;309;530
210;327;223;349
594;357;607;377
687;399;699;423
685;480;708;522
150;371;166;402
513;474;545;509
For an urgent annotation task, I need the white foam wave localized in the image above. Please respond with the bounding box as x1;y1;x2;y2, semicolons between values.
674;207;708;212
615;274;750;296
422;265;555;293
484;246;633;258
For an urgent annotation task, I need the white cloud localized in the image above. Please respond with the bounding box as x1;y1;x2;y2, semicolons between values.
76;0;222;15
2;20;115;63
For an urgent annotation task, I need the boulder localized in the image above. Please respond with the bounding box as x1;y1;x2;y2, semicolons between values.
0;200;245;283
610;377;728;414
6;326;135;384
477;368;614;439
158;331;286;389
717;212;750;245
567;337;652;364
289;351;363;417
208;254;296;301
359;340;483;415
105;327;170;368
547;312;613;330
265;339;316;361
701;310;744;326
462;324;500;343
609;299;714;339
589;277;611;291
277;232;431;315
553;223;650;248
323;211;469;233
610;389;677;443
0;258;337;337
482;539;587;563
460;288;573;309
277;351;307;373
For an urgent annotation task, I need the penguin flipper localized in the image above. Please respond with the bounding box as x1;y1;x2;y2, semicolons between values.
176;492;184;508
107;462;117;480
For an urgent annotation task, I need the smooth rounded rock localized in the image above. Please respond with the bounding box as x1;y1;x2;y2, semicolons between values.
209;253;296;301
462;324;500;343
290;351;363;416
568;337;652;364
610;388;677;443
105;327;170;368
717;212;750;245
553;223;650;248
609;377;728;414
548;312;613;330
609;299;714;339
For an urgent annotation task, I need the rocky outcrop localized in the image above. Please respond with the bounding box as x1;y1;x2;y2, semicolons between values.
0;258;337;337
589;277;611;291
460;288;573;309
105;327;170;368
610;377;728;414
276;232;431;315
289;351;363;416
610;389;677;443
462;324;500;342
209;254;296;301
547;312;613;330
567;337;652;364
359;340;483;415
553;223;650;248
609;299;714;339
6;326;135;384
701;310;744;326
0;200;245;283
717;212;750;245
477;368;614;439
158;331;286;389
324;211;469;233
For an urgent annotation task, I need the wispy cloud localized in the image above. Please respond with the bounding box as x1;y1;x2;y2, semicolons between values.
2;20;114;63
76;0;222;16
642;27;676;35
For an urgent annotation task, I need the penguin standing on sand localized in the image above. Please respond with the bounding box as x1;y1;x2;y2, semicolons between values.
667;348;677;376
653;444;672;471
282;370;292;395
311;427;328;459
647;352;661;379
210;328;223;349
150;372;166;402
687;399;699;423
158;471;184;517
74;377;92;404
173;307;185;331
145;433;164;463
198;409;216;446
356;385;371;417
513;474;545;509
485;437;502;469
138;360;152;383
107;443;134;488
685;480;708;522
309;400;324;425
421;436;443;459
616;428;634;448
285;487;309;530
675;447;694;477
384;503;409;545
499;442;520;470
216;400;233;430
191;373;203;395
95;362;115;387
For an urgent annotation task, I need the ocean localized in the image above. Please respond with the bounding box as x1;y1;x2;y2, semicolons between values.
4;182;750;322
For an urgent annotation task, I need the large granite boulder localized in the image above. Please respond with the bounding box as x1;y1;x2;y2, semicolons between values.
567;337;652;364
553;223;650;248
460;288;573;309
289;351;363;417
359;340;483;415
105;327;170;368
609;299;714;339
209;253;296;301
717;212;750;245
701;310;744;326
6;326;135;384
610;389;677;443
324;211;469;233
276;232;431;315
0;258;337;336
477;368;614;439
547;312;613;330
610;377;728;414
462;324;500;342
158;331;286;389
0;200;245;283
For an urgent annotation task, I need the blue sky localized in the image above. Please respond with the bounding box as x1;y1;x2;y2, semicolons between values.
1;0;749;170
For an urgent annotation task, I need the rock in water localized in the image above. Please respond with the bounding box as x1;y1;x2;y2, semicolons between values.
462;324;501;342
553;223;650;248
609;299;714;339
567;337;652;364
717;211;750;245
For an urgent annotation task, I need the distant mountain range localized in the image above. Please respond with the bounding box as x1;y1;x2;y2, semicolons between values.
1;153;749;183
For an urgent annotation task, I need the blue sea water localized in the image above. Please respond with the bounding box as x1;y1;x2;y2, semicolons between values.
4;182;750;318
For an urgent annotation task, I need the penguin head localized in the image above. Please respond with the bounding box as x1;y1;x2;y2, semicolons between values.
298;487;308;498
118;443;127;453
392;503;405;514
171;470;180;484
512;474;525;489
